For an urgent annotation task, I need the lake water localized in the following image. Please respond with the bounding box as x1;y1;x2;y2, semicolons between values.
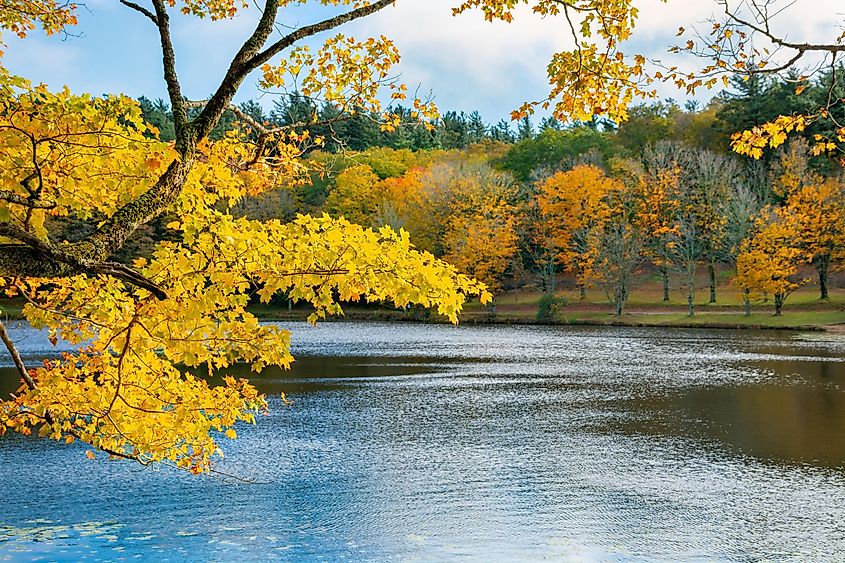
1;321;845;561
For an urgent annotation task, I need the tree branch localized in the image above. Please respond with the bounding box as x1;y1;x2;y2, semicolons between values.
118;0;158;24
150;0;188;145
0;319;36;391
192;0;397;140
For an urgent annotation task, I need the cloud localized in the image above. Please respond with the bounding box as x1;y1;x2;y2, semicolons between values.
2;0;842;119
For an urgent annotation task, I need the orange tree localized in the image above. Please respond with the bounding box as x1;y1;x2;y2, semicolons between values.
536;164;622;299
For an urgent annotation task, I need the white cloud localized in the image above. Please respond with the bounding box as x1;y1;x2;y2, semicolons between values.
2;0;842;118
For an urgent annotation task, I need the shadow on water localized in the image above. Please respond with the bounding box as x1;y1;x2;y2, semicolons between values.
3;351;845;469
605;359;845;468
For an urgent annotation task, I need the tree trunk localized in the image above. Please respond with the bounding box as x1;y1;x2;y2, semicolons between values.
662;267;670;301
774;293;784;316
579;285;586;301
687;292;695;317
817;254;830;301
614;283;627;317
708;261;716;303
743;289;751;317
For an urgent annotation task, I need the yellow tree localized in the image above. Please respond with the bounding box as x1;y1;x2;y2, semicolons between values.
536;165;622;299
593;181;645;316
782;176;845;299
0;0;489;473
639;147;683;301
323;164;382;226
441;161;521;298
771;140;845;300
736;209;805;316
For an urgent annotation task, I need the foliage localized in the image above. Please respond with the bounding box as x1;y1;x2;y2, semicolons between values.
536;293;569;322
499;127;613;181
0;0;496;473
536;165;622;294
736;209;805;315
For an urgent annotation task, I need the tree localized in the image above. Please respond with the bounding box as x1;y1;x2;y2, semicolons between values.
443;201;519;298
685;148;738;303
0;0;486;473
782;176;845;300
736;209;805;315
771;140;845;299
499;127;613;182
670;212;708;317
594;183;645;316
720;183;763;315
640;144;684;301
517;116;535;140
323;164;382;226
615;102;678;156
536;165;621;299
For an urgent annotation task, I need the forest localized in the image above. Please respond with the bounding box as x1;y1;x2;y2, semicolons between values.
129;68;845;319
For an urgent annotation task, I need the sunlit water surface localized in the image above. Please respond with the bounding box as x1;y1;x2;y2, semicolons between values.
1;321;845;561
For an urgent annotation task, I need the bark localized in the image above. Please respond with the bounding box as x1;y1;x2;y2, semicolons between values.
0;319;36;390
661;267;669;301
687;293;695;317
774;293;785;316
816;254;830;301
614;284;627;317
743;289;751;317
708;261;716;303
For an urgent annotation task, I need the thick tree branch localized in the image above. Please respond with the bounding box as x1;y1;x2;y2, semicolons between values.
0;190;55;209
151;0;188;145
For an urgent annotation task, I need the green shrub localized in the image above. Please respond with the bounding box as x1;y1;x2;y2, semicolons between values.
537;293;569;322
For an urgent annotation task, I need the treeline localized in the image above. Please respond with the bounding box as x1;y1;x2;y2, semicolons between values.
139;95;527;152
124;70;844;316
260;136;840;317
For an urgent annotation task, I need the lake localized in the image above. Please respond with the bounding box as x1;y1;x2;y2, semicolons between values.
1;321;845;561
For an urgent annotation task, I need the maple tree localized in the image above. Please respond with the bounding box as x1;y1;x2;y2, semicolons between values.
639;144;683;301
536;165;621;299
771;140;845;299
443;198;520;298
0;0;490;473
593;177;644;316
736;208;805;315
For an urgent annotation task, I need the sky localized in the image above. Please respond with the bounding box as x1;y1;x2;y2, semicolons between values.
4;0;842;123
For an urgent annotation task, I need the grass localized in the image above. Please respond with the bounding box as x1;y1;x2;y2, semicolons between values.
552;310;845;329
2;276;843;331
0;298;24;320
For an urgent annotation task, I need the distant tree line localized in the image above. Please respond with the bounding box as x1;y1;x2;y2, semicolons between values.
120;70;845;316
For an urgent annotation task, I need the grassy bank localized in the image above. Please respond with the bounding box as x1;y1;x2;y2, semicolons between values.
3;283;844;331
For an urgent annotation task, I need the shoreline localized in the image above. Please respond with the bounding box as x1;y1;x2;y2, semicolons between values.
248;308;841;332
3;299;842;333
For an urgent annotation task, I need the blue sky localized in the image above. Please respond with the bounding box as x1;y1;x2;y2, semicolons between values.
4;0;840;123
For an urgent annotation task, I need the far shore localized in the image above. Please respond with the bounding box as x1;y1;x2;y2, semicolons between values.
3;284;844;333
